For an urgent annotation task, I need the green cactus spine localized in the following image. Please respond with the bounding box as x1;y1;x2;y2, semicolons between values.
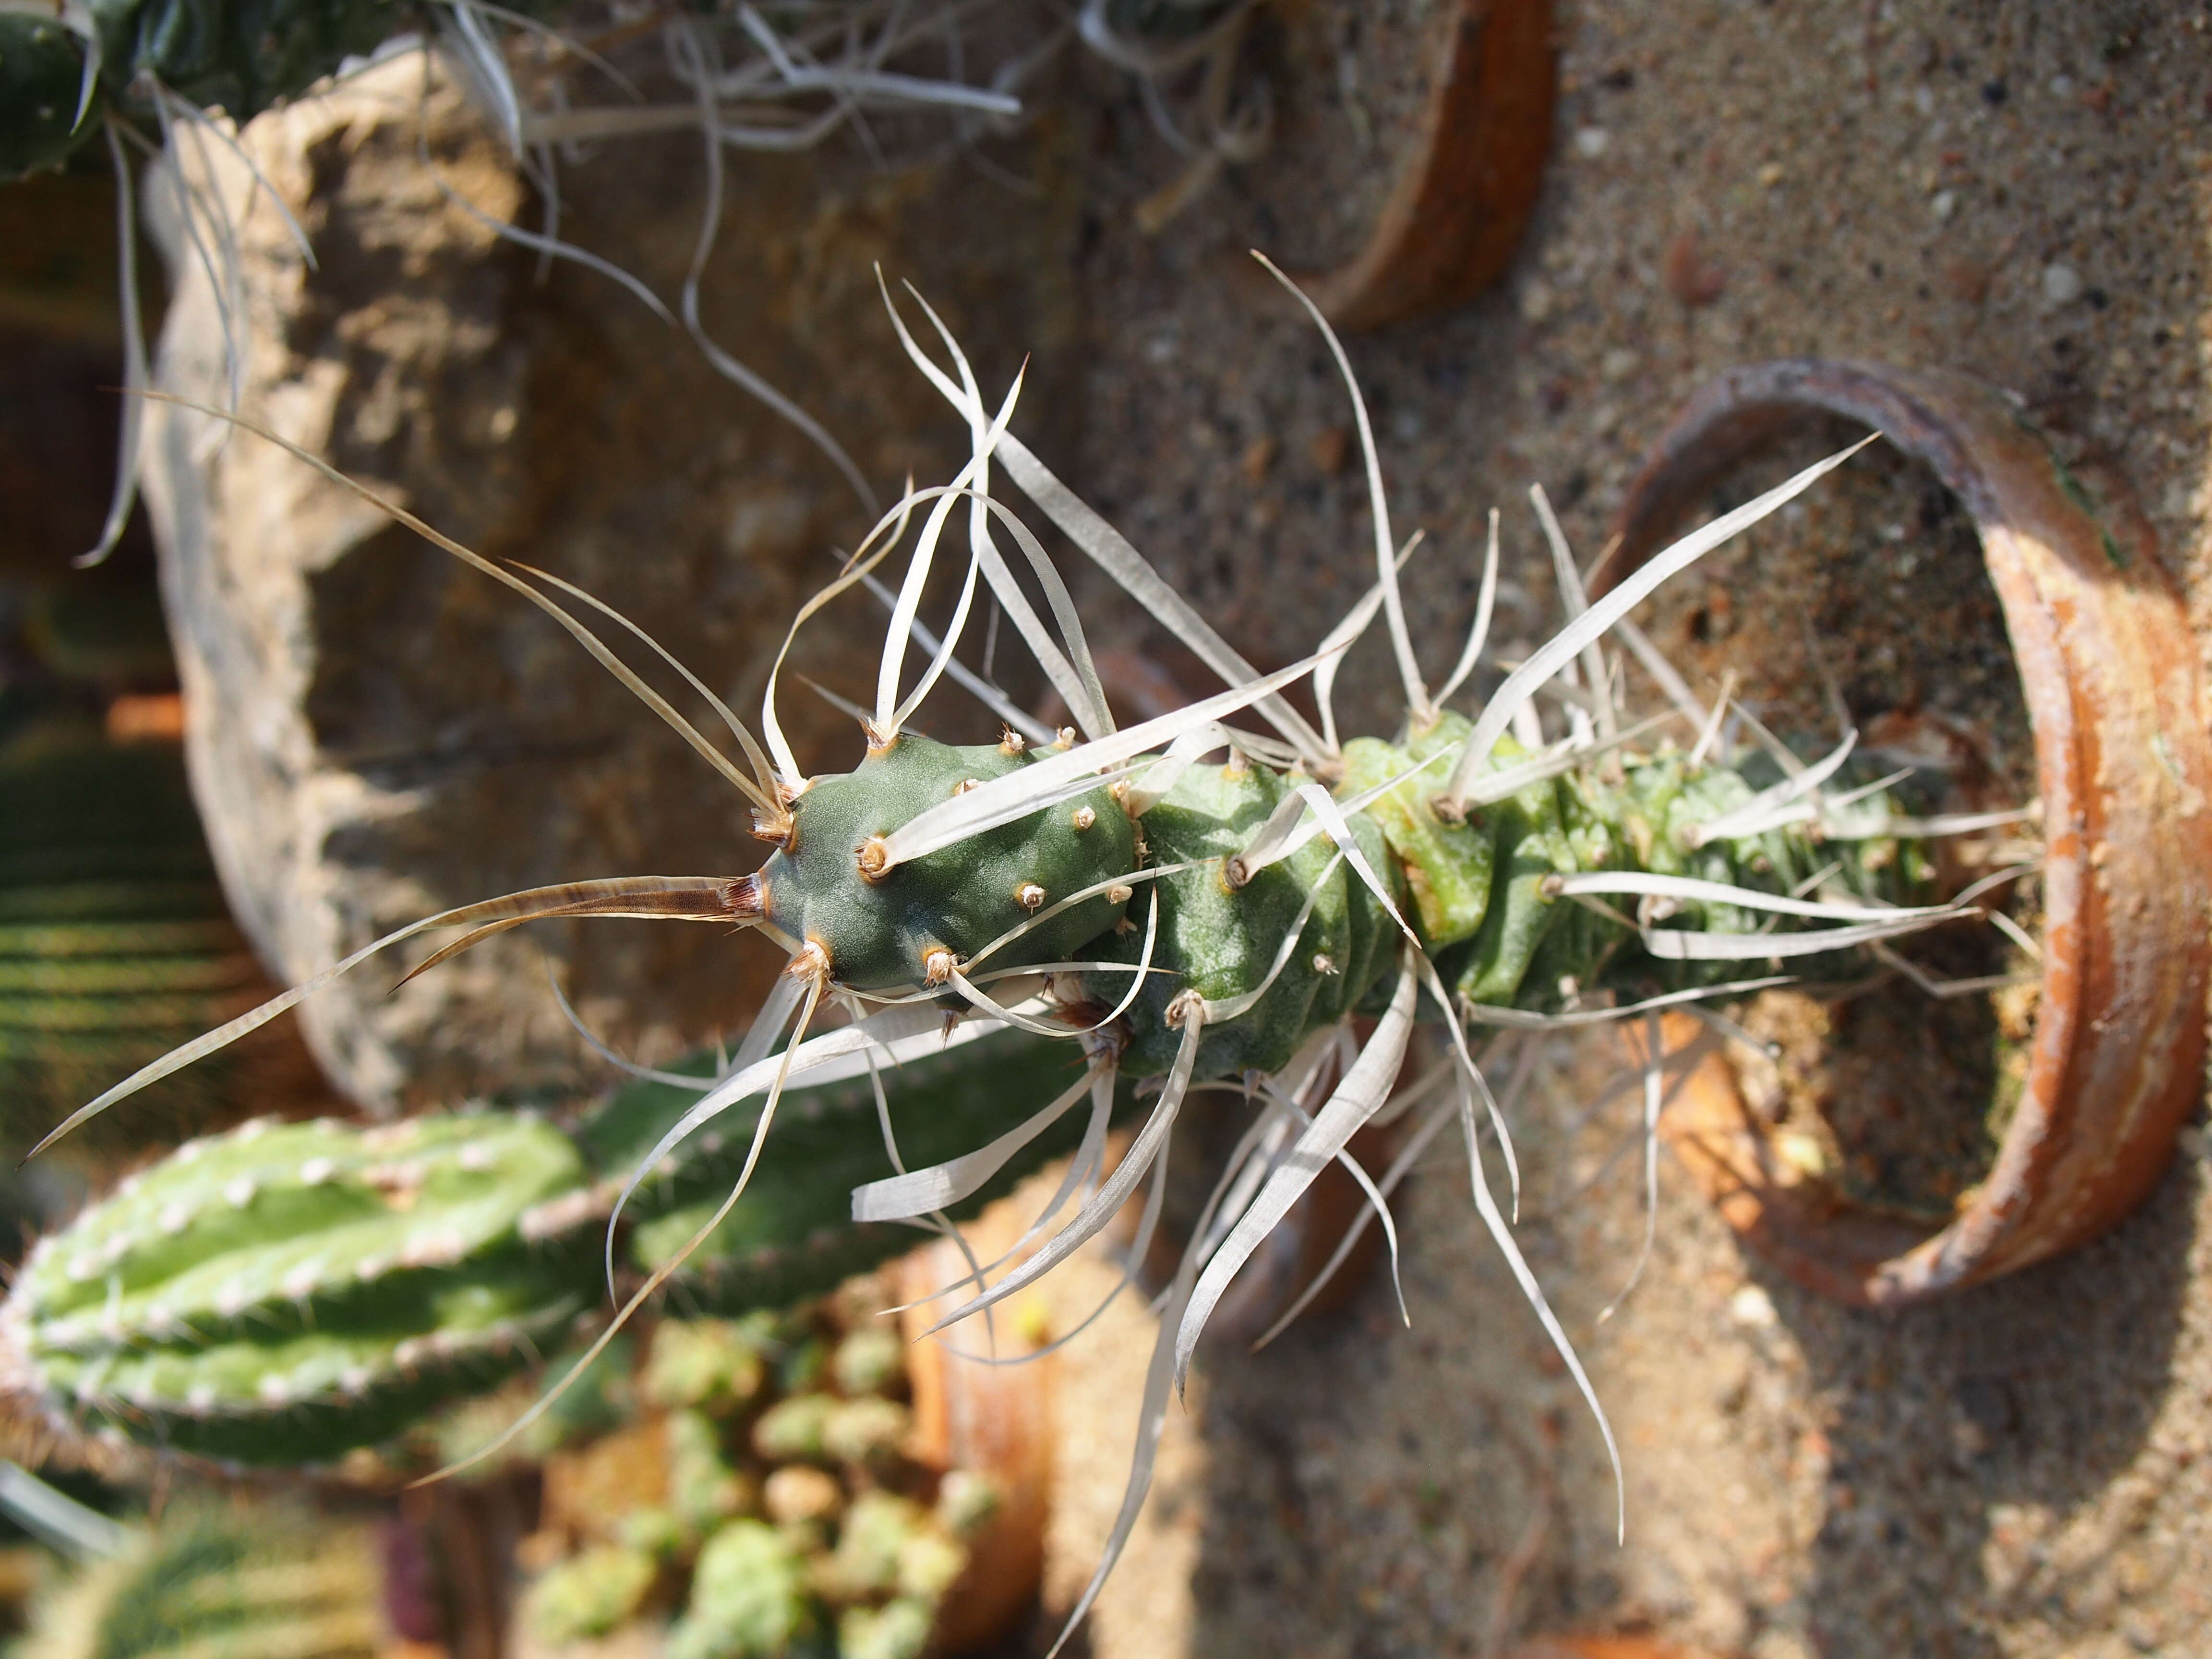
0;12;91;181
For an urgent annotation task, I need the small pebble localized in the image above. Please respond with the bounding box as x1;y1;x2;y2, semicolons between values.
1729;1285;1779;1329
1309;426;1349;476
1574;126;1611;158
2042;262;2085;305
1942;259;1991;302
1931;189;1959;222
1662;230;1728;307
762;1464;843;1527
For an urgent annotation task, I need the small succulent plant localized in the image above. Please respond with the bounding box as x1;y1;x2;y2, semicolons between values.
519;1294;993;1659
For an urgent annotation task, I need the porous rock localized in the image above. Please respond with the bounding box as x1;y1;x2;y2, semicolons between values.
139;52;1082;1109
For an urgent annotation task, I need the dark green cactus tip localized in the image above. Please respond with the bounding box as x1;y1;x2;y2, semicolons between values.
86;0;407;128
757;732;1135;989
0;14;93;182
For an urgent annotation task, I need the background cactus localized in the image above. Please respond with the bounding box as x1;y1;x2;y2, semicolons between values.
0;730;325;1168
13;1498;385;1659
598;1028;1119;1315
4;1112;593;1467
517;1287;1005;1659
0;0;447;182
3;1027;1107;1466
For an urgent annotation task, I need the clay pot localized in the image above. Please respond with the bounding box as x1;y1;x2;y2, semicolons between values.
893;1216;1056;1653
1292;0;1557;331
1509;1638;1708;1659
1597;360;2212;1306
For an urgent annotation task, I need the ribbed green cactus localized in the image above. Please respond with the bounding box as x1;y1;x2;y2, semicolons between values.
0;735;302;1166
0;12;89;181
5;1027;1103;1466
15;1500;384;1659
521;1296;996;1659
6;1111;592;1466
1;0;411;181
600;1027;1115;1312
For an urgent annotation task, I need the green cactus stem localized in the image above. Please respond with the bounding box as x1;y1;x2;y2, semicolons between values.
15;1500;385;1659
4;1112;592;1467
747;730;1136;993
593;1027;1128;1312
6;1025;1112;1466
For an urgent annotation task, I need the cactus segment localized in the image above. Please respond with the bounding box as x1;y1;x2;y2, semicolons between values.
756;733;1135;990
1098;756;1399;1079
515;1281;1009;1658
523;1543;661;1645
1308;713;1924;1019
1435;744;1923;1012
5;1113;592;1466
86;0;404;122
0;735;325;1164
1339;717;1497;950
0;14;92;183
10;1028;1118;1464
645;1314;773;1414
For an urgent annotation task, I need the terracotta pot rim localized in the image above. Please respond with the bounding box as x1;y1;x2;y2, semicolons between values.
1288;0;1556;331
1598;358;2212;1307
